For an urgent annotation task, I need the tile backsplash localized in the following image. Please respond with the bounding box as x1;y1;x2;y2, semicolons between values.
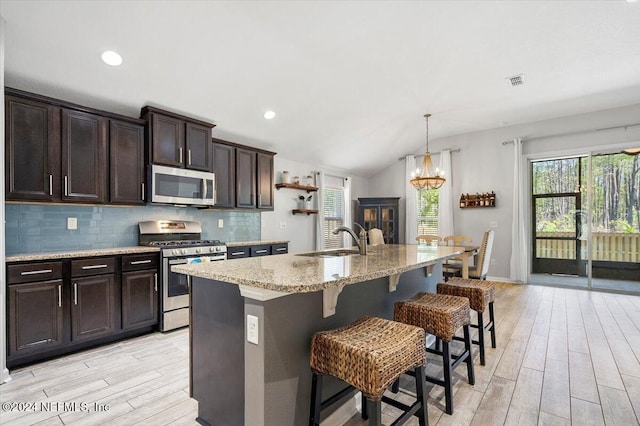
4;204;260;255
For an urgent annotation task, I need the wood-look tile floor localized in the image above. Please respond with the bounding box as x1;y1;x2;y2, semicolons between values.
1;283;639;425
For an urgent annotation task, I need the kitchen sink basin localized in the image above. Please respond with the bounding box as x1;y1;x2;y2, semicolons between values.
295;249;360;258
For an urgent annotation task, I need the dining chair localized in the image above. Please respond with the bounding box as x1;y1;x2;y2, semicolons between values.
416;235;441;245
443;229;495;280
443;235;473;246
368;228;385;245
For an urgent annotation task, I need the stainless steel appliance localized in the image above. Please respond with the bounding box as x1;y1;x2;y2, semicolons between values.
139;220;226;331
150;164;216;206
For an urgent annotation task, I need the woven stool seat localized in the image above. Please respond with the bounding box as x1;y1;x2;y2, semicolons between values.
394;293;470;342
437;278;495;312
310;316;425;401
437;277;498;366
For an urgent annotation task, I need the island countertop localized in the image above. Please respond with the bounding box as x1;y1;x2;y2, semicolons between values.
172;244;463;293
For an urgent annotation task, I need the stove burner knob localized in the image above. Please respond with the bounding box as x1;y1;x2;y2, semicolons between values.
181;249;187;255
209;247;215;253
195;248;201;254
173;249;180;256
216;246;223;252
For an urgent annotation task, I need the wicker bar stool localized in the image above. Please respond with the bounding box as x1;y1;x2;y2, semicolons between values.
437;278;497;366
394;293;474;415
310;316;429;426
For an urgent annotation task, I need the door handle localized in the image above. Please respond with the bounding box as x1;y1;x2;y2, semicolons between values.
49;174;53;196
81;264;108;270
141;183;145;201
188;149;192;166
258;194;262;207
58;284;62;308
231;251;245;256
130;260;152;265
154;273;158;292
73;283;78;305
64;176;68;196
255;249;268;254
20;269;53;276
202;179;207;200
179;147;183;164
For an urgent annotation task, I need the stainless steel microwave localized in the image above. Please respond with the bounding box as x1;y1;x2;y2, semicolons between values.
151;164;215;206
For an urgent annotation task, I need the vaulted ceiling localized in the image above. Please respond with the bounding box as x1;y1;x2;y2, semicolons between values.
2;1;640;176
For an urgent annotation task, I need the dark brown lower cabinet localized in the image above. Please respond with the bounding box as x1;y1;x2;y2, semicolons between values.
71;275;117;342
122;270;158;330
8;280;64;357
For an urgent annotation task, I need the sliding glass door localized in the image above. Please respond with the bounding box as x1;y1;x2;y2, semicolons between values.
530;151;639;293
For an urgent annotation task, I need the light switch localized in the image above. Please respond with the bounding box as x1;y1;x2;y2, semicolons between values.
247;315;259;345
218;219;224;228
280;221;287;229
67;217;77;230
490;221;498;228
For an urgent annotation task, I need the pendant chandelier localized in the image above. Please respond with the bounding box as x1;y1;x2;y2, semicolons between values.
410;113;446;190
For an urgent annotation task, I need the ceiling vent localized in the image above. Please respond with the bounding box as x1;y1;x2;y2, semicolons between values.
506;74;525;87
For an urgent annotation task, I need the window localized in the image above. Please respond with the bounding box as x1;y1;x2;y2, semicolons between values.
323;186;345;249
418;189;439;235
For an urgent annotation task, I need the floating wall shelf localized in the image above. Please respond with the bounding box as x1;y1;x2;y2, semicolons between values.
292;209;318;215
275;183;318;192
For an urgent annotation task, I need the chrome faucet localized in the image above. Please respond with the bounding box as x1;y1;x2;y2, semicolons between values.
332;223;368;255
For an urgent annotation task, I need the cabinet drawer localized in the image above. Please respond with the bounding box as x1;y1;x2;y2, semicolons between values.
122;253;159;272
71;257;115;277
227;246;250;259
250;245;271;257
8;262;63;284
271;243;288;255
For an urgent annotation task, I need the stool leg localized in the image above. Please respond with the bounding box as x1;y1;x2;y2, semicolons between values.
361;391;368;420
435;336;441;352
310;373;323;426
365;398;382;426
391;378;400;394
415;365;429;426
463;325;475;386
477;311;486;366
489;302;497;348
442;341;453;415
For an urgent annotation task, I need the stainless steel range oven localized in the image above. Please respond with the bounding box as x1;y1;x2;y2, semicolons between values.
139;220;226;331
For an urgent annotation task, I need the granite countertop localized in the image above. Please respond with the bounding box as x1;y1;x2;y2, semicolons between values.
226;240;289;247
172;244;463;293
6;246;160;263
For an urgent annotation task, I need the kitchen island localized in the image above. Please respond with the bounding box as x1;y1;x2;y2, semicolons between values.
172;244;463;426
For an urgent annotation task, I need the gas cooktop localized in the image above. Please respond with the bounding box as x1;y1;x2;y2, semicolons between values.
143;240;225;247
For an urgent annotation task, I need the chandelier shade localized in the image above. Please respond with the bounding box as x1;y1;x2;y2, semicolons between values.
410;114;446;190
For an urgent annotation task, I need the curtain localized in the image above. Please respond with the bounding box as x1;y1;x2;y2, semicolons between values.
315;171;325;250
342;177;352;248
438;149;454;236
509;138;528;283
405;155;418;244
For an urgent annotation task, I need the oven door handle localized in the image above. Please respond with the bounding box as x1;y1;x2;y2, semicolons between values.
168;259;189;265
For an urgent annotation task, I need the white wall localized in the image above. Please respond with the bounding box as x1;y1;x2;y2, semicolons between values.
261;156;369;253
369;103;640;280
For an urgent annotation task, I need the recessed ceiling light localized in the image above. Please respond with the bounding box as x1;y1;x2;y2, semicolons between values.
101;51;123;66
263;110;276;120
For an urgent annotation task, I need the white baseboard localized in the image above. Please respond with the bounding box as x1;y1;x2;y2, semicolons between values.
486;276;518;283
1;368;12;384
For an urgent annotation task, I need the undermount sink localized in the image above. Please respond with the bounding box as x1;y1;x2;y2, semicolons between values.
296;249;360;258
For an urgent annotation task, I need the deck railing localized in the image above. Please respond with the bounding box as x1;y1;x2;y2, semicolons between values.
536;232;640;262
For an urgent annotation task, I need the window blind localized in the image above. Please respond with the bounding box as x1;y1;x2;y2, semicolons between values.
323;186;345;249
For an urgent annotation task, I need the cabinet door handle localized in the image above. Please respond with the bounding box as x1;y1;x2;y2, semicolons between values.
276;248;287;252
73;283;78;305
255;249;268;254
258;194;262;207
64;175;68;196
49;174;53;196
179;147;183;164
154;273;158;292
202;179;207;200
188;149;192;165
231;251;245;256
130;260;152;265
81;264;108;270
20;269;53;276
58;284;62;308
141;183;145;201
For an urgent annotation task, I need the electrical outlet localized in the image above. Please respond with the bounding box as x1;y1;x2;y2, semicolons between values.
490;258;496;266
247;315;259;345
67;217;77;230
490;221;498;228
218;219;224;228
280;221;287;229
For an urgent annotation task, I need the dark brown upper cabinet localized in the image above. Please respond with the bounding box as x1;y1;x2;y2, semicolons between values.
5;88;147;206
141;106;214;171
235;147;257;209
5;94;61;201
257;152;274;210
110;120;145;205
61;109;108;203
212;141;236;208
